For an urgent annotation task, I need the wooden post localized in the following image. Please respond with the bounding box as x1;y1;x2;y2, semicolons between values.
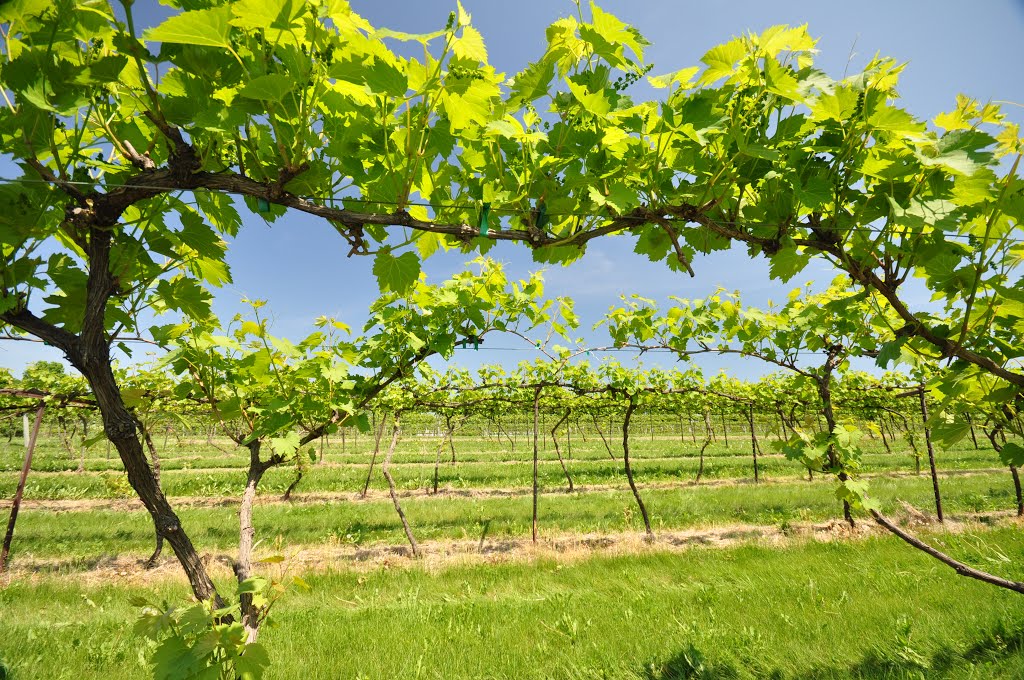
878;419;891;453
966;412;980;450
2;404;45;574
566;420;571;460
919;387;943;523
748;404;760;484
361;414;388;498
532;388;540;543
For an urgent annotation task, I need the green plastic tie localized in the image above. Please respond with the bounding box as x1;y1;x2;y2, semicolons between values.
257;197;271;213
477;202;491;237
535;200;549;229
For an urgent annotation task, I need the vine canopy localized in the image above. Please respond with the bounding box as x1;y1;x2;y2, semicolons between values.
0;0;1021;405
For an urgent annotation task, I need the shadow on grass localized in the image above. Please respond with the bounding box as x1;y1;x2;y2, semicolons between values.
798;616;1024;679
941;616;1024;669
643;617;1024;680
642;644;740;679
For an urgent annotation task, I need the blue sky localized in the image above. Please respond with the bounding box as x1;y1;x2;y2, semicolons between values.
2;0;1023;380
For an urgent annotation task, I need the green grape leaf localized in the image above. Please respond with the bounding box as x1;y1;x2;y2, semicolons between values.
270;430;302;458
238;74;296;103
875;338;907;368
143;6;233;48
999;442;1024;468
699;38;746;84
235;642;271;679
230;0;304;30
373;250;421;293
363;58;408;96
931;415;972;447
767;247;810;283
453;26;488;63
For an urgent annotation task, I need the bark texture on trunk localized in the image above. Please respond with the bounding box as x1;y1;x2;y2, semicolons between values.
92;357;223;604
445;414;457;463
985;428;1024;517
878;418;891;454
235;441;269;643
137;419;165;568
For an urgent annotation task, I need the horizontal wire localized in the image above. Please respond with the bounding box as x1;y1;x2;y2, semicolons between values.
0;176;1017;244
450;345;862;358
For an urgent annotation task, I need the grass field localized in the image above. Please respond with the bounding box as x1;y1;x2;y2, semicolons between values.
1;427;1023;678
2;531;1024;679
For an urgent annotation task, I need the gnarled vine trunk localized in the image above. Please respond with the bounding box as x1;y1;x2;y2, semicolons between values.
381;416;418;557
137;419;165;568
550;410;574;492
88;355;223;605
236;441;270;643
622;397;653;538
815;360;853;528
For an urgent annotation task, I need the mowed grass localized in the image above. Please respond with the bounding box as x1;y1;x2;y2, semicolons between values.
0;435;1004;501
2;428;1023;679
0;432;988;472
4;471;1019;561
2;529;1024;679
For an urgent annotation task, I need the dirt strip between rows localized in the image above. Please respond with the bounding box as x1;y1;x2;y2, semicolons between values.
0;467;1011;513
4;510;1020;588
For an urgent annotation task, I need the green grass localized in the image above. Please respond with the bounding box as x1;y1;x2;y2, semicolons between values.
4;471;1018;561
0;438;1005;501
1;529;1023;678
0;429;996;471
2;429;1022;679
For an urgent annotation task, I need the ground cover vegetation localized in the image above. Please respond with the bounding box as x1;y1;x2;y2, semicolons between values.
1;0;1023;676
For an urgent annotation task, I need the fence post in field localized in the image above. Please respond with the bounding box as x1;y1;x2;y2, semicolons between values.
1;404;45;575
918;386;943;523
